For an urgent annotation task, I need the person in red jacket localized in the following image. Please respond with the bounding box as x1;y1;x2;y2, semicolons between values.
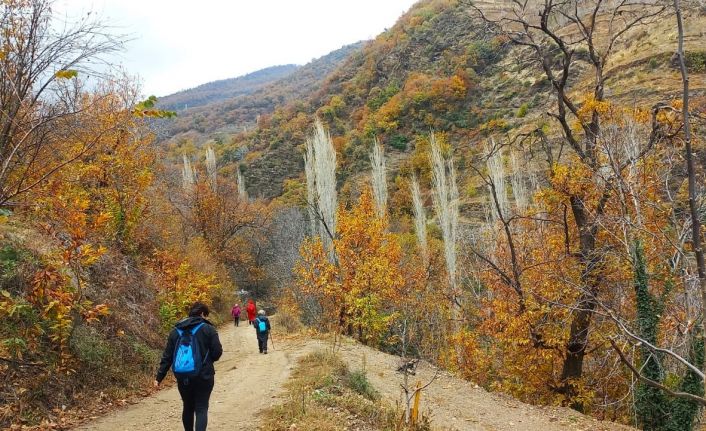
245;299;257;326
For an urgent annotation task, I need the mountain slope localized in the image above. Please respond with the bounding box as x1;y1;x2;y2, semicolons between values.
164;42;365;137
228;0;706;199
157;64;298;111
237;0;508;198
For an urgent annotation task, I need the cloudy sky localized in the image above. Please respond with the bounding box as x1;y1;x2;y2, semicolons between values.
55;0;418;97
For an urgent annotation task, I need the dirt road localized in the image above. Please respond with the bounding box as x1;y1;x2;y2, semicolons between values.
75;323;314;431
76;325;633;431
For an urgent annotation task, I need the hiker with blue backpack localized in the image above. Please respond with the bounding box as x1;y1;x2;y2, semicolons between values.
154;302;223;431
254;309;271;354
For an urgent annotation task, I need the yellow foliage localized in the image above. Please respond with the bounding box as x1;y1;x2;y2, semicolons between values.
295;189;405;345
150;250;221;331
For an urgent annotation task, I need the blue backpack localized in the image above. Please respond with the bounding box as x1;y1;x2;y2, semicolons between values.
172;322;205;379
255;317;267;333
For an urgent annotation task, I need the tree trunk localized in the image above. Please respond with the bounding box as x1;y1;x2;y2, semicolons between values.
674;0;706;388
559;196;601;411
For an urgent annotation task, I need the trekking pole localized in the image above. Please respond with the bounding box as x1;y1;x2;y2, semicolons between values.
270;331;275;350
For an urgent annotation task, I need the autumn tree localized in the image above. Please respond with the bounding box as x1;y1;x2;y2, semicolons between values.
304;119;337;257
597;2;706;428
0;0;125;205
410;175;428;265
470;0;672;405
370;138;388;218
296;189;404;345
430;132;460;320
175;154;269;295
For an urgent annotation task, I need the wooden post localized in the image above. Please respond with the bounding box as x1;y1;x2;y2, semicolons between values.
411;381;422;425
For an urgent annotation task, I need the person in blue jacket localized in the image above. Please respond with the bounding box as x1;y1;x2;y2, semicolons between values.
254;309;271;354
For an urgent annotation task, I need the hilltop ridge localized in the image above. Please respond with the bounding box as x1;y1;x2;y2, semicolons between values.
157;64;298;111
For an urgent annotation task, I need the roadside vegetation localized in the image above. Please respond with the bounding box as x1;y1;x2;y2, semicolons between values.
260;350;429;431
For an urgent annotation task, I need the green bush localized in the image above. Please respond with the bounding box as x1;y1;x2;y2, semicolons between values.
130;339;160;372
0;245;20;276
467;40;495;67
686;51;706;73
390;135;408;151
516;103;529;118
346;370;379;400
70;326;114;369
367;84;399;111
2;337;27;360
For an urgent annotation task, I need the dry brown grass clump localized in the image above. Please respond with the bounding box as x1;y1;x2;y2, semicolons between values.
260;350;429;431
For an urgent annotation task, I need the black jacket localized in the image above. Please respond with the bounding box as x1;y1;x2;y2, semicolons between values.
156;316;223;383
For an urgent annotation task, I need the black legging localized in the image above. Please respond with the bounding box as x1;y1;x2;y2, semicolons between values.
177;377;214;431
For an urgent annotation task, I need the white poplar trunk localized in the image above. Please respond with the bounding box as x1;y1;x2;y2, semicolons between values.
206;146;217;192
411;175;428;265
236;165;248;200
510;150;529;214
181;154;195;193
370;138;388;218
304;138;318;236
304;119;337;259
485;139;507;222
430;133;460;311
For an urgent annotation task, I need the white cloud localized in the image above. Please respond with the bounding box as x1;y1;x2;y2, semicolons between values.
55;0;418;96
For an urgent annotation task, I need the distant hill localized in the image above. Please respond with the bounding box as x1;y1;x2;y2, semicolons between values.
157;64;299;111
164;42;365;136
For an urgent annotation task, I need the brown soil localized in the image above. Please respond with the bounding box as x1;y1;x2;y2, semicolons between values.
335;338;636;431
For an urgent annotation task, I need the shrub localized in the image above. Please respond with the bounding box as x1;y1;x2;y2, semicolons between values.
686;51;706;73
70;325;114;369
516;103;529;118
390;135;408;151
0;245;20;276
346;370;379;401
260;350;399;431
273;289;304;334
130;339;161;372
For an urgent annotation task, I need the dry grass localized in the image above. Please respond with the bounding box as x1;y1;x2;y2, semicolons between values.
271;311;304;334
259;350;429;431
